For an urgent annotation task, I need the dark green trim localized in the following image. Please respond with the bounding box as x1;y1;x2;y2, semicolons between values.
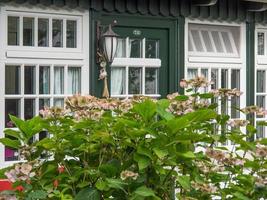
177;16;185;94
90;11;179;98
246;21;255;141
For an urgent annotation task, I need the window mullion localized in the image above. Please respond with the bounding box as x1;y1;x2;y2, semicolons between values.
142;67;145;95
126;66;129;98
34;17;38;47
51;64;54;106
64;64;68;96
63;19;67;48
21;64;25;119
19;16;23;46
36;64;39;116
49;17;52;48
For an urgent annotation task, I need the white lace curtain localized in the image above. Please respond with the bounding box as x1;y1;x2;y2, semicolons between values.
68;67;81;94
54;67;64;94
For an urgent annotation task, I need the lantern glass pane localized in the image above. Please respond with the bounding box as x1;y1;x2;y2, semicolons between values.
103;36;118;63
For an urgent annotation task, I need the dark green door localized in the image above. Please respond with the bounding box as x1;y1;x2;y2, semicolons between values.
110;26;169;98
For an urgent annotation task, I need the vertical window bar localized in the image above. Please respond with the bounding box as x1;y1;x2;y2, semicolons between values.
21;64;25;119
64;64;68;96
36;64;39;116
125;66;129;98
34;17;38;47
19;16;23;46
63;19;67;48
49;17;52;47
51;64;54;105
142;38;146;95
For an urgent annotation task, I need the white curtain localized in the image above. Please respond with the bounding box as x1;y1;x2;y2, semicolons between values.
115;39;125;58
187;69;197;79
54;67;64;94
54;99;64;108
41;67;50;94
68;67;81;94
111;68;124;95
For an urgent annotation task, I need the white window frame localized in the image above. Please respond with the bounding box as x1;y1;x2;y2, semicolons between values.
185;19;247;148
0;5;89;168
255;26;267;139
111;37;161;99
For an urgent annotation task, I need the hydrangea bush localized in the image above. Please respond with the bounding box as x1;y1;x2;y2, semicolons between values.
0;77;267;200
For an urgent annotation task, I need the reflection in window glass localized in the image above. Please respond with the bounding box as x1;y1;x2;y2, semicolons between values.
231;69;240;118
145;68;158;94
145;40;159;58
5;66;20;94
68;67;81;94
24;99;35;120
38;18;49;47
23;17;34;46
5;99;20;128
256;125;265;139
115;39;126;58
221;69;228;88
52;19;63;47
24;66;36;94
221;32;233;53
54;98;64;108
39;66;50;94
191;30;204;52
258;32;265;55
257;70;265;93
54;67;64;94
129;67;142;94
8;16;20;46
211;31;224;53
187;69;197;79
129;39;142;58
256;96;265;119
201;31;213;52
211;69;218;89
111;68;125;95
39;99;50;110
67;20;77;48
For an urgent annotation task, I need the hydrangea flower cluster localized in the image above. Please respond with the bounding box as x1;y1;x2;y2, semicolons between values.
4;163;35;183
120;170;139;181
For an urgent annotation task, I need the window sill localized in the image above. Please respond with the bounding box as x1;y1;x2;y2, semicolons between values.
188;56;243;64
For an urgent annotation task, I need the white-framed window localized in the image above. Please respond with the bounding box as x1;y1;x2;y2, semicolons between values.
255;28;267;139
111;38;161;98
185;20;246;147
0;5;89;168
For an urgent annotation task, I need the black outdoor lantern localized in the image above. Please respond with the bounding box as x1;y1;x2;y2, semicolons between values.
101;24;119;65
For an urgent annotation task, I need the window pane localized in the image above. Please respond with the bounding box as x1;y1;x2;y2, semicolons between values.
52;19;63;47
145;40;159;58
258;32;265;55
68;67;81;94
145;68;158;94
129;39;142;58
24;99;35;120
111;67;126;95
54;98;64;108
201;31;213;52
191;30;204;52
221;32;233;53
256;125;265;139
129;67;142;94
39;66;50;94
5;99;20;128
66;20;77;48
54;67;64;94
257;70;265;93
8;16;19;46
187;69;198;79
39;99;50;110
211;69;218;89
211;31;224;53
256;96;265;118
23;17;34;46
5;65;20;94
231;69;240;118
115;38;126;58
24;66;36;94
38;18;49;47
221;69;228;88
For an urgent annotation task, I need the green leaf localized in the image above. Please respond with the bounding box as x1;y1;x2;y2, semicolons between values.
106;178;127;192
156;99;174;121
152;147;168;159
133;186;156;197
75;187;100;200
233;192;250;200
133;99;156;122
95;180;109;191
0;138;20;149
99;163;119;178
177;176;190;190
133;153;150;170
175;95;189;101
26;190;47;199
4;129;21;140
179;151;196;159
137;146;153;159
